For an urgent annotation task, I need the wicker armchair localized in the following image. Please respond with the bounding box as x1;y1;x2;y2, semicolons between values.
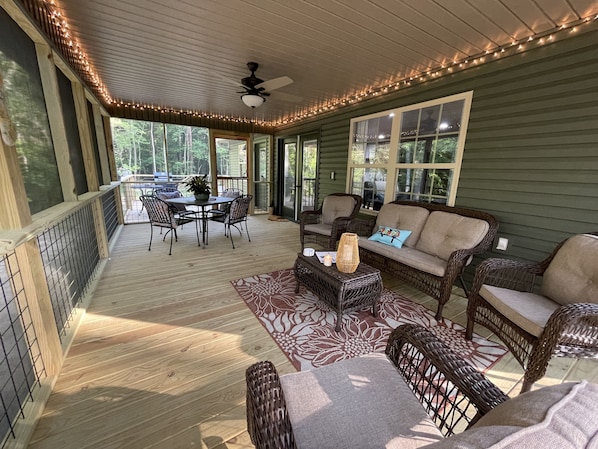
299;193;362;250
246;324;508;449
466;232;598;393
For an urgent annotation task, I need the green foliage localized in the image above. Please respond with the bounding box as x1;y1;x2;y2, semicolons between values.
185;175;211;195
110;118;210;177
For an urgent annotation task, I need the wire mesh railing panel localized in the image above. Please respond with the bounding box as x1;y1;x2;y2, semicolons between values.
102;190;119;242
37;204;100;339
0;251;45;448
120;182;154;224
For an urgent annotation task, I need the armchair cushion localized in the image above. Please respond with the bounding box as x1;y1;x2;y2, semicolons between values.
279;353;444;449
426;381;598;449
474;381;579;428
479;285;559;337
540;234;598;306
321;196;357;225
415;212;489;261
303;223;334;237
375;204;429;247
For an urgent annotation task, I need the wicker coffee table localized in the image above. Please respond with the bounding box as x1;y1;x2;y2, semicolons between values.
294;253;383;331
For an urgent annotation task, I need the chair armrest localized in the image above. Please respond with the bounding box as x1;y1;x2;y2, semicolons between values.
329;216;352;236
534;303;598;360
347;216;376;236
470;258;544;298
385;324;509;436
246;361;297;449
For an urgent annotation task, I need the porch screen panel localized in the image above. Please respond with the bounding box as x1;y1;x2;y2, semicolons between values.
57;68;87;195
0;8;63;214
87;100;103;186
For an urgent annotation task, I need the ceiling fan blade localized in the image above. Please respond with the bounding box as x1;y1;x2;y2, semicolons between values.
212;71;246;89
256;76;293;92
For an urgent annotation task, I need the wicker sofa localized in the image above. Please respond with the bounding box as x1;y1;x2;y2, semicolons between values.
246;324;598;449
349;200;498;319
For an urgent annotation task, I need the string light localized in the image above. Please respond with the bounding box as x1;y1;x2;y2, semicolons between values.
273;13;598;126
41;1;597;128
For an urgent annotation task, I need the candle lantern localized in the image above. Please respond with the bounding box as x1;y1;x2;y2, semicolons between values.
336;233;360;273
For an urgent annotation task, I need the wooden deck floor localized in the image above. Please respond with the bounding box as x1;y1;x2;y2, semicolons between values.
27;215;597;449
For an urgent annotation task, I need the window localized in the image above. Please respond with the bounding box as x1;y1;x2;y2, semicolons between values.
347;92;473;209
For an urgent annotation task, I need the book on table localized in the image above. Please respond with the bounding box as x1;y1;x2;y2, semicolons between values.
315;251;337;264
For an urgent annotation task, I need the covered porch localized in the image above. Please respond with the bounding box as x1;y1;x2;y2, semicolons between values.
24;216;597;449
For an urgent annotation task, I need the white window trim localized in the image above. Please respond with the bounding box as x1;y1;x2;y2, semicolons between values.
346;91;474;209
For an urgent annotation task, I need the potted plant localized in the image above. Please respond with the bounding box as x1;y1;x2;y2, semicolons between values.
185;175;211;201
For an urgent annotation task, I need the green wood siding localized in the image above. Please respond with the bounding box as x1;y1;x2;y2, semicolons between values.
275;28;598;265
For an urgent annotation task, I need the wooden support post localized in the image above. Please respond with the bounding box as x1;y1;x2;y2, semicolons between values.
35;42;78;202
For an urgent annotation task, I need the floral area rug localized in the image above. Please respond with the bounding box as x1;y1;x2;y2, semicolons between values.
232;269;507;372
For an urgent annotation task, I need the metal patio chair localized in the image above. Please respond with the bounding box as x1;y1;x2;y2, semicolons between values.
140;195;197;255
209;194;253;249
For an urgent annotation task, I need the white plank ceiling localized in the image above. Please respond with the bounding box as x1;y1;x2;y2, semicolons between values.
51;0;598;123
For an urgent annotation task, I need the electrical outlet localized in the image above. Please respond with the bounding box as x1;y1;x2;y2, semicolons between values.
496;237;509;251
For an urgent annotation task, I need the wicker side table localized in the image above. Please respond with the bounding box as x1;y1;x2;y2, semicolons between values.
293;253;383;331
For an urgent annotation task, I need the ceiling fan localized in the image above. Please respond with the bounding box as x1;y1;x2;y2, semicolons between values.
236;62;293;108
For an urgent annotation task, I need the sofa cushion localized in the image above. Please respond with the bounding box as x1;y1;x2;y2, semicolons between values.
474;381;579;428
375;204;429;247
368;226;412;248
321;196;356;225
359;240;447;277
426;381;598;449
279;353;444;449
416;211;489;261
540;234;598;306
479;285;559;337
416;426;521;449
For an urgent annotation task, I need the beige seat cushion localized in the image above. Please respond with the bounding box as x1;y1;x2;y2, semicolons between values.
416;211;489;261
540;234;598;306
359;239;447;277
479;285;559;337
279;353;444;449
303;223;334;237
375;204;429;247
321;196;356;225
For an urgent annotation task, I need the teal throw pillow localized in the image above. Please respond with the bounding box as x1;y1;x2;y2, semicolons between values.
368;226;411;248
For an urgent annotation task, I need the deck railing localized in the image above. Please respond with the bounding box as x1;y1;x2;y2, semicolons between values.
0;186;120;448
120;175;270;223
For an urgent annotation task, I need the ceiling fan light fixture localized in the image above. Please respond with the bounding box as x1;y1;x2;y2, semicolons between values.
241;94;265;108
